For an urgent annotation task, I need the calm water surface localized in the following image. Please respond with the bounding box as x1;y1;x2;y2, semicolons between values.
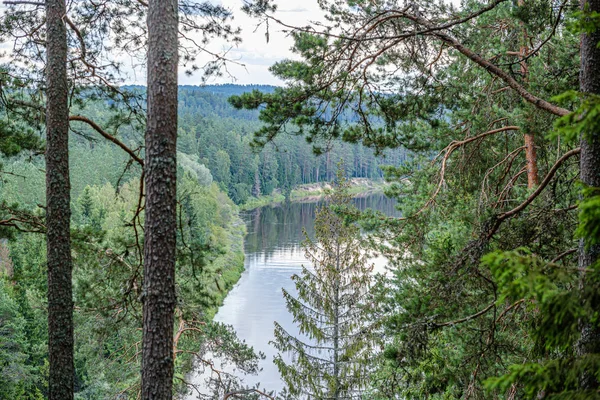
186;193;399;396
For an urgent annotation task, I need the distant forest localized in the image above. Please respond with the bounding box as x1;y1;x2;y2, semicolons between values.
176;85;408;203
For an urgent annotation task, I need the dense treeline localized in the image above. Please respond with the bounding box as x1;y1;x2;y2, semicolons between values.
39;84;407;205
177;85;409;204
2;84;405;206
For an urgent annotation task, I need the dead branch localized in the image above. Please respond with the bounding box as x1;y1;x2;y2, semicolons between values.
224;389;275;400
3;1;43;5
432;302;495;329
69;115;144;166
498;148;581;221
481;146;525;205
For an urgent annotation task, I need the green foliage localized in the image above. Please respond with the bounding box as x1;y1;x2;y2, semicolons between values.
272;167;381;399
578;186;600;247
486;249;582;350
0;280;36;399
178;152;213;187
1;234;48;399
0;70;44;173
239;0;589;398
552;91;600;145
567;6;600;36
0;119;42;160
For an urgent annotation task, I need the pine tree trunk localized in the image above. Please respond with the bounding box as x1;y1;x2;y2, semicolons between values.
332;240;341;400
524;132;539;188
142;0;178;398
45;0;74;398
518;0;539;188
577;0;600;390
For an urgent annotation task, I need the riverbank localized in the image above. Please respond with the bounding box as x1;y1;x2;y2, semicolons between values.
202;216;247;320
175;210;247;396
240;178;387;211
183;192;400;397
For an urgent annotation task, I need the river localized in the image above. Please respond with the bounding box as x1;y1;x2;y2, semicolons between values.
185;193;400;397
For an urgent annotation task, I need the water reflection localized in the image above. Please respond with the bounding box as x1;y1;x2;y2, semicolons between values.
243;194;401;257
186;193;399;396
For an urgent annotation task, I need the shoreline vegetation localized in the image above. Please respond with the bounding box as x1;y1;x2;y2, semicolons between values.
239;178;387;211
179;178;388;397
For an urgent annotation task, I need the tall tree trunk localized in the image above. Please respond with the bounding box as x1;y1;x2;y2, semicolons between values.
142;0;178;398
578;0;600;390
45;0;74;398
524;131;539;188
517;0;539;188
332;240;341;400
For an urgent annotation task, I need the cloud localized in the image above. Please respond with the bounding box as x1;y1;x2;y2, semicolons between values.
278;7;309;12
0;0;321;85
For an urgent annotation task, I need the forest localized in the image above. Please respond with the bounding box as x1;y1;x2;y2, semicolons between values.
0;0;600;399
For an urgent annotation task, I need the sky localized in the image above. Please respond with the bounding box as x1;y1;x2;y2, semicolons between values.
182;0;325;86
0;0;325;86
0;0;465;86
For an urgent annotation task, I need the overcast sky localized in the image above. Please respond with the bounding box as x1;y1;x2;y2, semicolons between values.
0;0;324;86
1;1;466;86
181;0;325;86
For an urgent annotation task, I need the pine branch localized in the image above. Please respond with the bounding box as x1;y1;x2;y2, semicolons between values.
431;303;495;329
69;115;144;166
497;148;581;222
3;1;44;6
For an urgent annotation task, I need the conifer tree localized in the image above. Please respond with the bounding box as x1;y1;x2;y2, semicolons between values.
45;0;74;398
273;167;379;399
142;0;178;398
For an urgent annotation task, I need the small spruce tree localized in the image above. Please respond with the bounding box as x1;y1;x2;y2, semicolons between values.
272;167;379;399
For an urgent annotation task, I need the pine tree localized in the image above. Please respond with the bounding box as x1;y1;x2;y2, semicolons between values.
142;0;178;398
273;168;379;399
576;0;600;391
45;0;74;398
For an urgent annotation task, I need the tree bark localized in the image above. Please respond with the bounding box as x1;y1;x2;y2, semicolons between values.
517;0;539;189
142;0;179;398
578;0;600;390
524;132;539;188
332;241;340;400
45;0;74;398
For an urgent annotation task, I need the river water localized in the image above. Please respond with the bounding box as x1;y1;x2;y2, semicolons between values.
186;193;399;397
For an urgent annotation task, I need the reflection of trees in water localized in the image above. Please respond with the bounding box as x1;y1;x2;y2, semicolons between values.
242;194;400;258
